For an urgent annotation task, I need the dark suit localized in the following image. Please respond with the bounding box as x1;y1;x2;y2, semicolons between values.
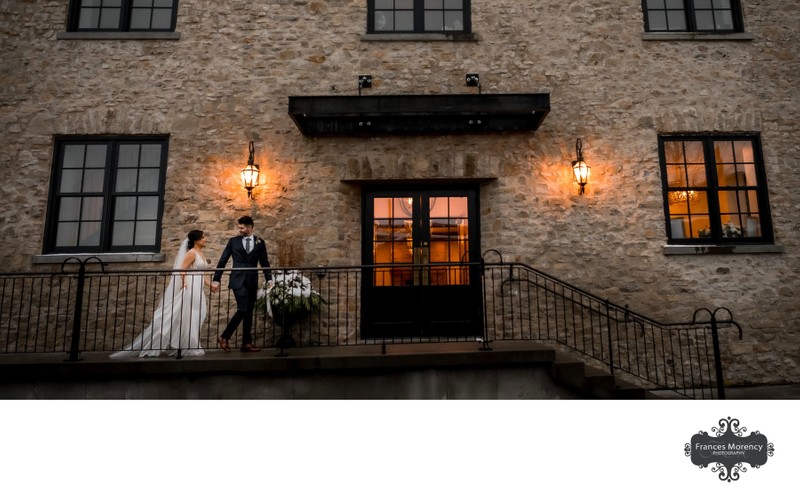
213;235;272;346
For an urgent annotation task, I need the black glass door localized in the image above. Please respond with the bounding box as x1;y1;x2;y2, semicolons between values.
362;187;482;338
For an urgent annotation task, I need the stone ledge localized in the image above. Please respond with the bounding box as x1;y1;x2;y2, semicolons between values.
360;32;479;42
662;244;784;255
642;32;755;42
0;341;557;381
32;252;167;264
56;32;181;41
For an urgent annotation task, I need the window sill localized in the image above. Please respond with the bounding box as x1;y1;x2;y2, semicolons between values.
662;244;784;255
361;32;479;42
56;32;181;41
642;32;754;42
32;253;167;264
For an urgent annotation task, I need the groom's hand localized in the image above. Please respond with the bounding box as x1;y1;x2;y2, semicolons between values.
211;281;220;293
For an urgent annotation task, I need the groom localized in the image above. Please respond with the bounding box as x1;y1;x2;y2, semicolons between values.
211;215;272;352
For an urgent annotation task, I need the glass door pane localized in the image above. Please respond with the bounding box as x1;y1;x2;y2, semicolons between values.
372;196;414;286
427;196;469;285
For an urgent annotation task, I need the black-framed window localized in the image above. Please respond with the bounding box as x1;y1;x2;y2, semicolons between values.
67;0;179;32
642;0;744;33
45;137;169;254
659;134;773;245
367;0;471;33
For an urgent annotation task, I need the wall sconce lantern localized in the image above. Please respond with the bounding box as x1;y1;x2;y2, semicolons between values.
571;138;590;195
241;141;260;199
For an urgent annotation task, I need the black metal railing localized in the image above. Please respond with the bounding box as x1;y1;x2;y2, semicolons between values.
479;260;742;399
0;255;741;398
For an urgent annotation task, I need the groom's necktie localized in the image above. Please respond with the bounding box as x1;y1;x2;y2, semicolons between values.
245;237;251;253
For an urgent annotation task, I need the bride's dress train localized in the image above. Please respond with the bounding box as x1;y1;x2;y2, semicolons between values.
111;241;207;358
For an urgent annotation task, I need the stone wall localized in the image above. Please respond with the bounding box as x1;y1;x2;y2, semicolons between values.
0;1;798;384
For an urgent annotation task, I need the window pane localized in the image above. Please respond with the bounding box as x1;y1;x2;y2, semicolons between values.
112;221;135;246
151;10;172;30
686;164;706;187
715;11;733;30
59;198;82;221
83;169;105;192
695;11;714;30
667;11;687;30
130;8;151;29
60;170;83;193
665;0;683;7
138;169;159;191
374;11;392;31
63;145;85;168
81;197;103;221
56;222;79;246
648;12;667;31
695;0;712;7
648;0;665;7
744;215;761;237
85;144;107;167
670;217;689;239
99;8;121;29
444;12;463;30
138;196;159;219
83;0;103;5
425;11;443;31
115;197;137;220
395;11;414;30
396;0;414;8
426;0;443;8
133;0;153;6
717;164;739;187
713;0;731;7
116;169;138;192
79;221;102;246
666;164;686;186
375;0;393;8
444;0;463;8
155;0;174;7
135;221;157;245
683;141;704;164
719;214;744;238
78;8;100;29
118;144;139;168
140;144;161;166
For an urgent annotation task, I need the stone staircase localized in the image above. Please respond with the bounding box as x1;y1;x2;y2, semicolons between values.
549;352;654;399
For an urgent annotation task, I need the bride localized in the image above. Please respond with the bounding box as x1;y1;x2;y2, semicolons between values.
111;230;210;358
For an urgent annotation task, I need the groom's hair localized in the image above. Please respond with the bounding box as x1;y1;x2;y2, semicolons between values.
237;215;254;227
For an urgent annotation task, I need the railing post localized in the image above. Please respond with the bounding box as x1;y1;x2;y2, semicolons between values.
62;257;104;362
605;299;614;375
709;312;726;400
67;262;86;362
479;256;490;351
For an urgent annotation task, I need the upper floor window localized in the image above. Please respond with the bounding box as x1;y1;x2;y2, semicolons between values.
67;0;179;32
368;0;471;33
659;134;773;245
642;0;744;33
45;137;169;254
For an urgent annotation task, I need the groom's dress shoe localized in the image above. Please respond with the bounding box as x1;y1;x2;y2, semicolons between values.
241;344;261;352
217;336;231;352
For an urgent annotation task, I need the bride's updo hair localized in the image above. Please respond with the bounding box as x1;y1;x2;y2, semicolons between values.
187;230;205;249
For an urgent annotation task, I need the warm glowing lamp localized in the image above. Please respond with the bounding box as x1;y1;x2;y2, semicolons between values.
572;138;590;195
241;141;260;199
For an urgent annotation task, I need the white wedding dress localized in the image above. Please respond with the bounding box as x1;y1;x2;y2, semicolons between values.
111;239;208;358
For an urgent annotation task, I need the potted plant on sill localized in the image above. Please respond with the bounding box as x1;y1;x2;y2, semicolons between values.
256;269;322;348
